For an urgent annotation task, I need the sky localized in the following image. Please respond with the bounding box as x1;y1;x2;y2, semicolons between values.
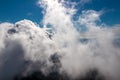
0;0;120;26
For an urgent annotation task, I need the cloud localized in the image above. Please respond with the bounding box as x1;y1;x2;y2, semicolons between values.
38;0;120;79
27;12;32;16
0;19;56;80
76;0;92;7
0;0;120;80
80;0;91;5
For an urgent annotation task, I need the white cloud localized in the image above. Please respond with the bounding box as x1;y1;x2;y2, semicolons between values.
38;0;120;79
0;0;120;80
0;19;56;80
79;0;92;7
80;0;91;4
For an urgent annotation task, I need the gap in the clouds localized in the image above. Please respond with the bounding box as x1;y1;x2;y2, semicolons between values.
70;0;120;26
83;0;120;26
0;0;44;24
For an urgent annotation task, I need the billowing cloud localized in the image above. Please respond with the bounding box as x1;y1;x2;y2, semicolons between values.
0;20;57;80
0;0;120;80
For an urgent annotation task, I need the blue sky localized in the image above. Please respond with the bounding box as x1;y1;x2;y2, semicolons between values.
0;0;120;26
0;0;43;23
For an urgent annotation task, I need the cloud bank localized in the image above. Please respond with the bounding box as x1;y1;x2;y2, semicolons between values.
0;0;120;80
